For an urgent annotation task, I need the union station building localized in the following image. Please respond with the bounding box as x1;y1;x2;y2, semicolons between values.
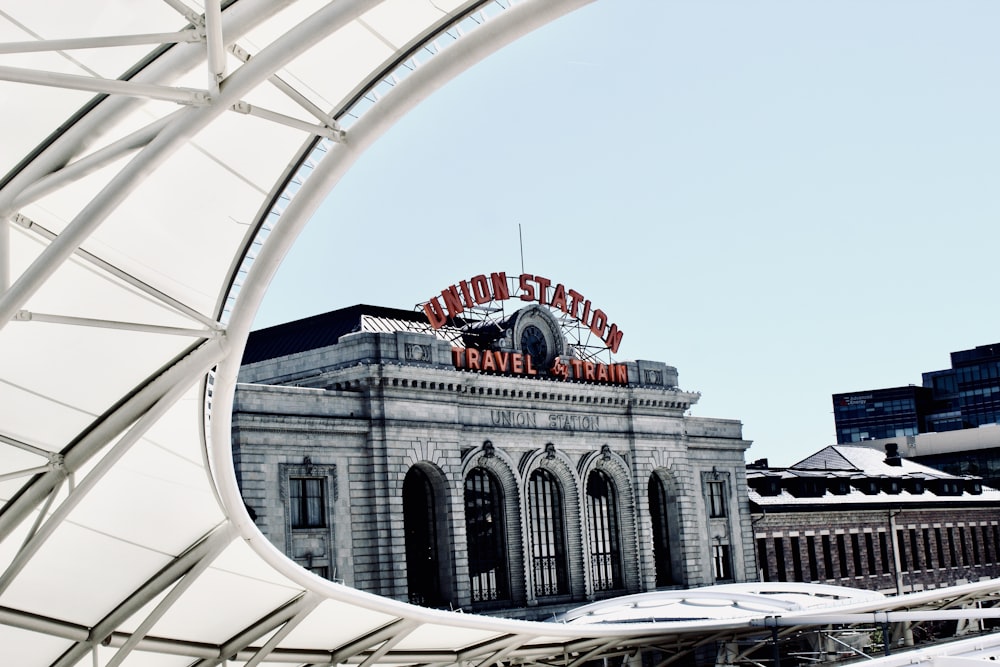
231;272;755;618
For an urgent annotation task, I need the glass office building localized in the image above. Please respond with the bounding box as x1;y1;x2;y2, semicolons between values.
833;342;1000;443
833;385;934;444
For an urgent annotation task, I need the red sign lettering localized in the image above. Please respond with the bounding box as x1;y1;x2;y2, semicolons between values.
422;272;624;353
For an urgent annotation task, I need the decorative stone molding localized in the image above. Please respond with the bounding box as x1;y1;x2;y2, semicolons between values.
405;343;431;362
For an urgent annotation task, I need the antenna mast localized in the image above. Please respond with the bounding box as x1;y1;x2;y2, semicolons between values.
519;223;525;274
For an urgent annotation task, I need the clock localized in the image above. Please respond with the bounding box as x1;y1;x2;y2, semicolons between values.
509;305;564;371
520;324;548;369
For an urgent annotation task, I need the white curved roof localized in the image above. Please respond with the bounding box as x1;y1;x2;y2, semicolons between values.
3;1;1000;665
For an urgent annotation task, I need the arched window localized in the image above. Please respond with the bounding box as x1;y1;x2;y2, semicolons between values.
528;468;568;597
403;467;444;606
464;468;509;604
649;473;675;586
587;469;623;592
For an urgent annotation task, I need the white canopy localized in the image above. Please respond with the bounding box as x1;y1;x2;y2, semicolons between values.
3;1;1000;665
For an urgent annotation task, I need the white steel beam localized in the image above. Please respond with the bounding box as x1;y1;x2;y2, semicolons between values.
0;432;54;458
0;0;379;331
0;65;209;105
0;336;228;598
0;336;227;544
13;310;222;338
229;43;342;131
188;592;326;667
241;594;323;667
10;113;176;212
0;31;201;55
11;214;223;330
0;193;7;291
0;465;56;483
356;620;419;667
204;0;226;97
56;523;236;667
230;101;345;141
0;0;297;225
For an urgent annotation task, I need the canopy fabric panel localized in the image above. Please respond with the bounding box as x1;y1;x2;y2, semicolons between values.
3;1;1000;666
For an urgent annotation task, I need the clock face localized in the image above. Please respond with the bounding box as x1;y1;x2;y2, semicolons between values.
520;324;548;368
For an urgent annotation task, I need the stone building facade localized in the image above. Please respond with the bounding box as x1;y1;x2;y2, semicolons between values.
749;445;1000;595
232;301;754;619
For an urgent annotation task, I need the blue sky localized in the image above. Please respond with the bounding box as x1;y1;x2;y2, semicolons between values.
254;0;1000;467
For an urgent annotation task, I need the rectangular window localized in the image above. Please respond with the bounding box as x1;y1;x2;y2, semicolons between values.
774;537;786;582
972;526;982;565
791;536;803;581
879;532;890;573
960;527;970;566
865;533;877;575
837;534;849;578
948;527;957;567
757;538;771;582
708;481;727;518
712;544;732;581
290;477;326;529
897;530;908;571
923;528;934;569
822;535;834;580
806;535;819;582
936;528;946;567
851;533;862;576
909;529;921;570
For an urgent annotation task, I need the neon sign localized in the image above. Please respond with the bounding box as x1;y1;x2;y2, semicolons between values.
422;272;624;353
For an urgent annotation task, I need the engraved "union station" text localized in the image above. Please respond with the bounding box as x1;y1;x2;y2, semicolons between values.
490;410;538;428
489;410;601;432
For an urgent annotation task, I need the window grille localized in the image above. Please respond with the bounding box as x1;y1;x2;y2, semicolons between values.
465;468;509;603
586;469;623;592
528;468;568;597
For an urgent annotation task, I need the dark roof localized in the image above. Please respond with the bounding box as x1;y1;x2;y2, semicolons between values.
241;304;430;364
